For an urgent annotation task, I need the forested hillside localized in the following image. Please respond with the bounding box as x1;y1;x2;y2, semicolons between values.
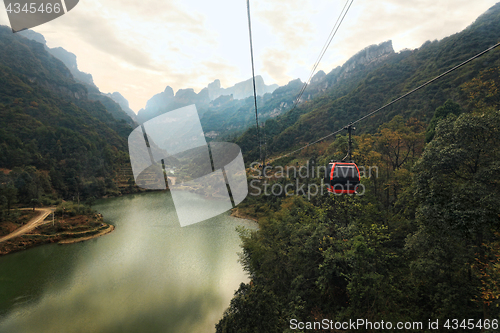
216;3;500;332
18;29;138;126
236;3;500;162
0;26;133;219
217;70;500;333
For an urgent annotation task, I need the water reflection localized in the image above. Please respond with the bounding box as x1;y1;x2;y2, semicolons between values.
0;191;255;333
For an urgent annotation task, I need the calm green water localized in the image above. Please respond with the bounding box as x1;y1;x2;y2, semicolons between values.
0;191;256;333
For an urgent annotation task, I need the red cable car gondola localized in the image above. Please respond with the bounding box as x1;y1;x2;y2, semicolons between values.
325;161;360;194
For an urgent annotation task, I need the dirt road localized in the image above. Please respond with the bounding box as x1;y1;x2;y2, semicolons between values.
0;208;54;243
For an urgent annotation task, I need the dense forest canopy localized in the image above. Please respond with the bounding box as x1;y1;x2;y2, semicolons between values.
217;83;500;333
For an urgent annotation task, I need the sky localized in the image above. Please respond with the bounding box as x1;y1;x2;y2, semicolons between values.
0;0;498;112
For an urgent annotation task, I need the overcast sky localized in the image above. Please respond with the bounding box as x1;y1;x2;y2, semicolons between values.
0;0;498;112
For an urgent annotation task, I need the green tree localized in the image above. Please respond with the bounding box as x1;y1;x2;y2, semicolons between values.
408;109;500;320
1;184;17;214
425;100;462;142
215;283;283;333
461;67;500;111
321;224;405;323
0;195;7;221
377;116;425;171
30;198;39;211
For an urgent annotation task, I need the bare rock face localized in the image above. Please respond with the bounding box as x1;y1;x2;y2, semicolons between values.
343;40;395;73
314;40;395;88
106;92;137;121
175;88;198;102
207;76;279;101
311;70;326;83
207;79;222;100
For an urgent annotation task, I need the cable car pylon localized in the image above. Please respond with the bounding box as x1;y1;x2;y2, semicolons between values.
343;123;355;162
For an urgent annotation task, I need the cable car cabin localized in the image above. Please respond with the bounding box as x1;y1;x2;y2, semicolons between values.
324;162;360;194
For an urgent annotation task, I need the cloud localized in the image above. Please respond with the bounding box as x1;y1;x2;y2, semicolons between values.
65;17;158;70
37;0;218;72
200;60;239;86
26;0;226;111
254;0;315;50
313;0;498;75
103;0;207;35
343;0;497;51
261;48;292;85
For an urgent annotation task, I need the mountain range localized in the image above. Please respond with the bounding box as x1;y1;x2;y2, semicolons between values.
138;39;399;141
235;2;500;161
136;75;278;124
12;28;398;142
0;1;499;198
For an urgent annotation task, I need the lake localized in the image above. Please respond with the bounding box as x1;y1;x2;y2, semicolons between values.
0;191;256;333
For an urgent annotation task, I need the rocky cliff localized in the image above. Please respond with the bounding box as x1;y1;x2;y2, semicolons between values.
207;76;278;100
342;40;395;73
137;76;278;123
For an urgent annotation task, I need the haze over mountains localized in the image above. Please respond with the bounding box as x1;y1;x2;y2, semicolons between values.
13;29;280;131
136;75;278;124
13;22;397;141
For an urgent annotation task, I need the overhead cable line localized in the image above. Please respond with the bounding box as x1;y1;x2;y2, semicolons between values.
294;0;351;102
246;0;263;164
291;0;355;114
273;41;500;161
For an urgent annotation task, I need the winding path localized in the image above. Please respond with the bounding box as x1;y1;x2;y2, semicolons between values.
0;207;55;243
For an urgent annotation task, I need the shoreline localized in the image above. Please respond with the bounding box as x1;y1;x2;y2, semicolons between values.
58;224;115;244
0;216;115;256
0;193;254;256
230;208;259;223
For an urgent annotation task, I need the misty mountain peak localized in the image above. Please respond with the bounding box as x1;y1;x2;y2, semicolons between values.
208;79;221;90
311;70;326;83
18;29;46;45
164;86;174;97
